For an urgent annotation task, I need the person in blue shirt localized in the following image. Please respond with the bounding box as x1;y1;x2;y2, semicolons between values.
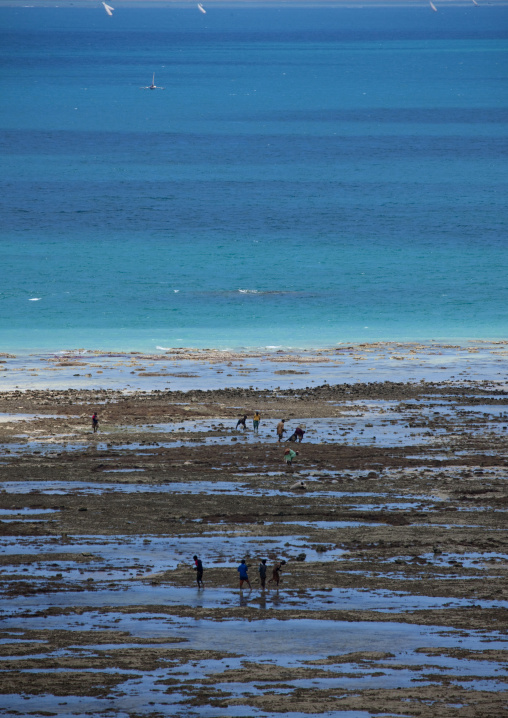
237;559;251;589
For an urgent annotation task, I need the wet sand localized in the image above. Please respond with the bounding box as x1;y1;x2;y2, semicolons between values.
0;346;507;717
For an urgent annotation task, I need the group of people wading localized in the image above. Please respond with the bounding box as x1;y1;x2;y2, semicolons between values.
236;414;306;467
236;413;305;444
193;555;286;591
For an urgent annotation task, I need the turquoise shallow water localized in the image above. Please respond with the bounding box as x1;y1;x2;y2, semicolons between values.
1;4;507;352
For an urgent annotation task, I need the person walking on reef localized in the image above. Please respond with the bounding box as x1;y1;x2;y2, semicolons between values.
237;559;251;589
268;560;285;588
92;412;99;433
253;411;261;434
258;558;267;590
193;555;204;588
284;448;298;466
236;414;247;430
276;419;286;442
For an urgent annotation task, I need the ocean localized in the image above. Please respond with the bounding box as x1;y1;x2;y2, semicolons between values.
1;2;507;353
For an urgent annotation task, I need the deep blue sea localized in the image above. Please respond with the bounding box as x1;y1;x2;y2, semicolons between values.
1;2;507;352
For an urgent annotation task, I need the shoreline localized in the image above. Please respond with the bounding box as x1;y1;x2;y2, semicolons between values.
1;339;507;393
3;335;508;354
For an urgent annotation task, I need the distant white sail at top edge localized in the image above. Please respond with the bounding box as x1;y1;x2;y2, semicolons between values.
102;2;114;16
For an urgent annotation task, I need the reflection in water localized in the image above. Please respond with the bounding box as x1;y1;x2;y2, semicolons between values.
269;588;282;608
239;589;252;607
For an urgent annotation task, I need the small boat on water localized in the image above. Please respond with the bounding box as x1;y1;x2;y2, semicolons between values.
141;73;164;90
102;2;114;16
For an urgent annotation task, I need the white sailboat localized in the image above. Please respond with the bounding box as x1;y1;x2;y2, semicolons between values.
102;2;114;16
429;1;437;10
141;73;164;90
197;3;206;13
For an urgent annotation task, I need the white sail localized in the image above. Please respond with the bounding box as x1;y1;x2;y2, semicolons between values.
429;1;437;10
102;2;114;16
141;73;164;90
197;3;206;13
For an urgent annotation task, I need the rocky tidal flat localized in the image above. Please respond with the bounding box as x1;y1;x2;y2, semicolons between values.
0;377;507;718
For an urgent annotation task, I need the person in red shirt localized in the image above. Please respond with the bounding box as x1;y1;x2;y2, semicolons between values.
295;426;305;442
268;560;285;588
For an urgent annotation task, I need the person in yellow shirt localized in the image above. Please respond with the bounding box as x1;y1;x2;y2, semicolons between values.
253;411;261;434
